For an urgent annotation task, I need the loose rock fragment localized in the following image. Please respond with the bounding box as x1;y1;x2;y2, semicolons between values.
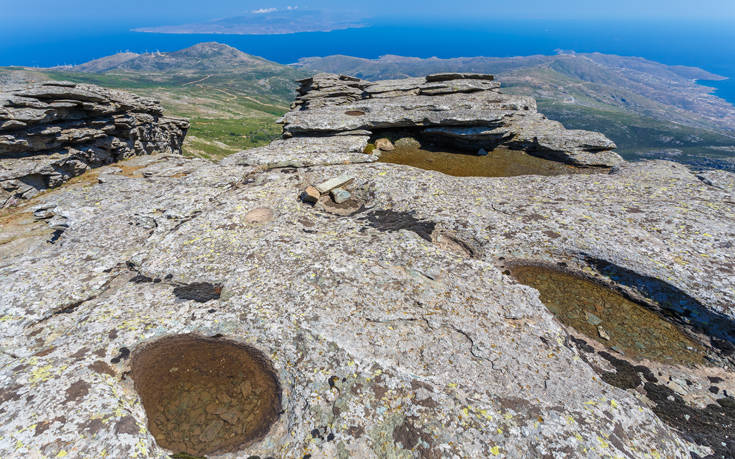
375;138;395;151
315;174;355;194
331;187;351;204
598;326;611;341
301;186;321;204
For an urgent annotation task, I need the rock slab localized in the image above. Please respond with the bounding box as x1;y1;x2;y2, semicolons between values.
0;81;189;207
276;73;622;168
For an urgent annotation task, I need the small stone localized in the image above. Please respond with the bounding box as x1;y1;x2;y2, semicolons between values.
218;408;240;424
244;207;274;224
301;186;320;204
586;312;602;326
375;138;395;151
315;174;355;194
477;148;488;156
331;188;351;204
394;137;421;149
199;419;224;443
597;326;611;341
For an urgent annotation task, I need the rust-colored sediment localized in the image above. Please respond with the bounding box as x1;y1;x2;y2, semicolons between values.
131;334;282;456
379;145;602;178
510;265;705;366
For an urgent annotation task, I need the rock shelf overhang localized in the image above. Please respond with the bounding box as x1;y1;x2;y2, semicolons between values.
266;73;623;169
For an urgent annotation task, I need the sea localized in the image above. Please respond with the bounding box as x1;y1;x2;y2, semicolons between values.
1;19;734;104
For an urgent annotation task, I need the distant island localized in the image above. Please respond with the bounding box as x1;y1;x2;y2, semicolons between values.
134;8;367;35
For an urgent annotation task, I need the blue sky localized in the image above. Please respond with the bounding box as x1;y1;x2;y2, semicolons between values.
2;0;735;27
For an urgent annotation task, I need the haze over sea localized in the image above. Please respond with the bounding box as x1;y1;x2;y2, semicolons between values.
1;19;734;104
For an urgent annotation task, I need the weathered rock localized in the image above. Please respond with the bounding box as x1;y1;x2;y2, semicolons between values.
222;135;373;169
330;187;351;204
0;81;188;207
375;138;394;151
300;186;320;204
1;150;733;457
1;73;734;458
280;73;622;168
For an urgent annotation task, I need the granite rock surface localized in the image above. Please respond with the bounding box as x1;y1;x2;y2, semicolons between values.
0;81;189;208
1;152;734;457
1;75;734;458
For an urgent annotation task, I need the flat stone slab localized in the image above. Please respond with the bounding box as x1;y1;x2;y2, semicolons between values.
315;174;355;193
221;135;374;169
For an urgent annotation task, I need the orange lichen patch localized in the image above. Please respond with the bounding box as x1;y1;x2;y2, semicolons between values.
0;211;50;247
168;171;191;179
64;169;103;187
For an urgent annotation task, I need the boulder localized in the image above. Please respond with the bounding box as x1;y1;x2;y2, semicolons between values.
375;138;395;151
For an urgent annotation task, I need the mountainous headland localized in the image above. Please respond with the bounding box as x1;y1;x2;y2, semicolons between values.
0;43;308;160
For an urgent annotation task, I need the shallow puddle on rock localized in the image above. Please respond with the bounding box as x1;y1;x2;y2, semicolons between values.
510;265;705;366
378;146;598;177
131;335;281;456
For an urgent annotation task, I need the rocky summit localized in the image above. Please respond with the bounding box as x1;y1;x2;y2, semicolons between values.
275;73;622;168
0;81;189;208
1;76;734;458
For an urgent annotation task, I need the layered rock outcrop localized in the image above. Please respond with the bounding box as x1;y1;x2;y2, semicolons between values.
275;73;622;168
0;82;189;207
1;75;734;458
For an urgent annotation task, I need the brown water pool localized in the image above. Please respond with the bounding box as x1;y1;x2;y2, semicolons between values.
131;334;281;456
378;145;600;177
510;265;705;366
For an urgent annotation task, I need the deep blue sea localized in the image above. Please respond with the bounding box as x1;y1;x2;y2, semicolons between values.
1;19;733;104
